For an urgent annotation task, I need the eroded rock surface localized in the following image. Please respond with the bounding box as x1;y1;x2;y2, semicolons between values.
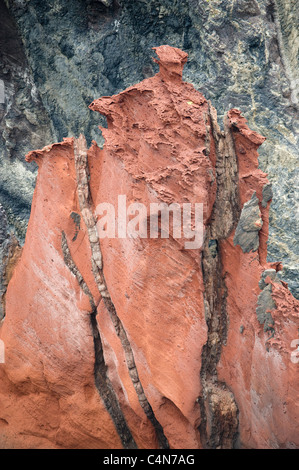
0;46;298;449
0;0;298;298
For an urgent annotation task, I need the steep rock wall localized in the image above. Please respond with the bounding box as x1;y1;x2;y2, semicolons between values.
0;46;298;449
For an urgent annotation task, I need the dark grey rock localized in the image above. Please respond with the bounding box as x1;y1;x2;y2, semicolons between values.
256;284;276;331
258;268;278;290
233;192;263;253
0;203;9;320
256;277;277;353
0;0;53;241
232;0;261;16
0;203;8;246
0;203;21;320
256;269;282;349
208;239;218;259
261;183;273;208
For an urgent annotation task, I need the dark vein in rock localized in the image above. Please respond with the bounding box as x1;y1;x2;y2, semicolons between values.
73;135;169;450
61;229;137;449
198;105;239;449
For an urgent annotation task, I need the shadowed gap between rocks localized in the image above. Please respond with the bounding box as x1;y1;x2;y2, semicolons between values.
61;229;137;449
73;135;170;450
198;105;240;449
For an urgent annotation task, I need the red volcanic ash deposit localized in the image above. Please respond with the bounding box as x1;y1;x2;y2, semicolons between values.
0;46;298;449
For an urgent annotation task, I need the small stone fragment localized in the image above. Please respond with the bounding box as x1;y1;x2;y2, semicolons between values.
261;183;273;208
233;192;263;253
258;268;277;290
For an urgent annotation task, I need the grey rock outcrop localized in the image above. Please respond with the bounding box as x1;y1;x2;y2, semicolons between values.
0;0;52;241
256;267;281;349
233;192;263;253
261;183;273;208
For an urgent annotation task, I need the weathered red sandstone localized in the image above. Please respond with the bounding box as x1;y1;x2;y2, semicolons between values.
0;46;298;449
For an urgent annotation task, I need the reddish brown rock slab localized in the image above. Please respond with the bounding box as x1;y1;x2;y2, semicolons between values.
88;46;218;448
0;45;298;450
218;252;299;448
0;139;152;449
218;113;299;449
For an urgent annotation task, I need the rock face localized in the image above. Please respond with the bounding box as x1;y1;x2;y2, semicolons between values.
0;0;52;241
233;192;263;253
0;46;298;449
0;0;298;299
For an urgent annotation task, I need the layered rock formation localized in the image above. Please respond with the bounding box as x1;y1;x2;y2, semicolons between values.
1;0;298;298
0;46;298;449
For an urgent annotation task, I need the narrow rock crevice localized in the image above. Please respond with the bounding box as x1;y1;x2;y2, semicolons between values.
198;105;240;449
89;311;137;449
61;230;96;311
73;135;169;450
61;229;137;449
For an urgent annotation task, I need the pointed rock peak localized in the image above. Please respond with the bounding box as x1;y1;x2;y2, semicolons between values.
25;137;74;164
227;108;266;146
152;45;188;82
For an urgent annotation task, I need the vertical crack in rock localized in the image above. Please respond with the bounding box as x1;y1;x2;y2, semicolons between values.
61;230;137;449
233;192;263;253
70;211;81;242
73;135;169;450
61;230;96;311
199;105;240;449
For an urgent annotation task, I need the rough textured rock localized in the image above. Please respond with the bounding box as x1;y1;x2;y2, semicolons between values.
0;0;298;298
218;108;299;448
0;0;52;241
0;46;298;449
233;192;263;253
